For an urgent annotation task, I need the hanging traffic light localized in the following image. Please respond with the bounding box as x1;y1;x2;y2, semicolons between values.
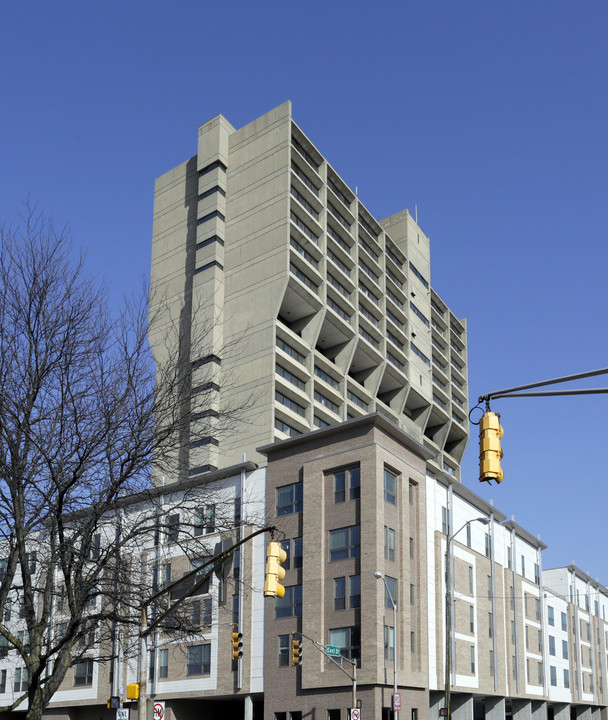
231;630;243;660
291;636;302;666
479;411;504;484
263;541;287;598
126;683;140;700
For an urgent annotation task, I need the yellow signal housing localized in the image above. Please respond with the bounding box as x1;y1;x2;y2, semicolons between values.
292;637;302;666
264;541;287;598
126;683;140;700
479;411;504;484
231;631;243;660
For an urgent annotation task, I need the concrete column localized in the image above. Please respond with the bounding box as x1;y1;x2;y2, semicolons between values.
512;699;533;720
590;708;601;720
552;703;570;720
430;690;445;719
452;695;474;720
244;695;253;720
485;696;505;720
531;700;548;720
573;707;592;720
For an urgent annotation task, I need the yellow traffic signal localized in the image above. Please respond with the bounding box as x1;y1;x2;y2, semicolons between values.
126;683;140;700
479;411;504;484
291;636;302;666
231;631;243;661
263;541;287;598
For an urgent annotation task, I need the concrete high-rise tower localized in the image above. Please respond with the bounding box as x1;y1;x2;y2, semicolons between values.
150;101;468;482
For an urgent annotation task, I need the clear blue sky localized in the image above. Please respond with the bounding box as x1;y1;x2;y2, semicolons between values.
1;2;607;580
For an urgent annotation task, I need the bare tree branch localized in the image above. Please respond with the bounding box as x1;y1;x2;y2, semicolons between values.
0;205;260;720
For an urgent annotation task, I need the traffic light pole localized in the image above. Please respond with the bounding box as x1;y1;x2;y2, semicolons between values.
299;632;358;709
136;525;279;718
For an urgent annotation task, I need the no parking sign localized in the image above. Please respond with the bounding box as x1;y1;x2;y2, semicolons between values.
153;702;165;720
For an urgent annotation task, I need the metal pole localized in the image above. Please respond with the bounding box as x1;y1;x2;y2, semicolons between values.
138;618;148;720
444;541;452;719
393;593;398;720
374;572;399;720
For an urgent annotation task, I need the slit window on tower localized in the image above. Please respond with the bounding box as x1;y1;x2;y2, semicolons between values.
197;210;225;225
195;261;223;274
409;262;429;288
190;437;219;448
197;235;224;250
410;302;429;327
410;342;430;366
198;160;227;177
198;185;226;201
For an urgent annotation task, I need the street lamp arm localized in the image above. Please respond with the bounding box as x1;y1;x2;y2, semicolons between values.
448;516;489;546
448;520;471;546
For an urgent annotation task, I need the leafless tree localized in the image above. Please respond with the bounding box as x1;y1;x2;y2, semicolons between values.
0;207;260;720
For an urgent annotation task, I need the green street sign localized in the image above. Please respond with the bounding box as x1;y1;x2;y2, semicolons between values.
326;644;340;657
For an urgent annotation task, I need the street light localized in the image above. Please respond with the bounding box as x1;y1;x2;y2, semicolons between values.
444;517;490;718
374;571;398;720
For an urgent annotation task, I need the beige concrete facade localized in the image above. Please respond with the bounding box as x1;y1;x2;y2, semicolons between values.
150;101;469;485
15;104;606;720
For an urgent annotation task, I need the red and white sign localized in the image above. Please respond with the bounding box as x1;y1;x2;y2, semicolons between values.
153;702;165;720
393;692;401;711
350;710;360;720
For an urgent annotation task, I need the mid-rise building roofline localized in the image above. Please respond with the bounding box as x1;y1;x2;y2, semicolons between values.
257;411;435;461
434;470;508;523
544;564;608;593
503;518;548;550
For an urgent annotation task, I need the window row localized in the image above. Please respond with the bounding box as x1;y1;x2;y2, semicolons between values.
275;468;417;515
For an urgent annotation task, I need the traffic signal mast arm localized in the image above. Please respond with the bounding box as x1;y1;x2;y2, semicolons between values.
478;366;608;403
477;366;608;485
297;631;358;709
298;631;358;674
141;524;278;637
